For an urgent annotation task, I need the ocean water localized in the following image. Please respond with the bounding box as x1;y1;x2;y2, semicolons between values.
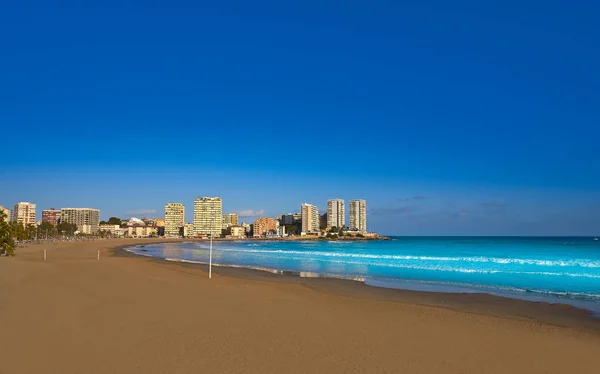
124;237;600;313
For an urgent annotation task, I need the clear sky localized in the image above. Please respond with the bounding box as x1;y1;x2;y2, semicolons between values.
1;0;599;235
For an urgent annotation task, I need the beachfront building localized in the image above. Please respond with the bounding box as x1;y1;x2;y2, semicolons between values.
241;222;251;234
128;226;157;238
60;208;100;234
327;199;345;229
0;206;11;222
349;200;367;233
301;203;319;234
12;202;36;227
99;224;124;237
184;223;195;237
164;203;185;237
222;213;239;229
277;225;286;237
253;217;278;237
42;208;62;227
193;197;223;237
230;225;246;238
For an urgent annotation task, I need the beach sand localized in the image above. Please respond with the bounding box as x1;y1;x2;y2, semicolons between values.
2;239;600;373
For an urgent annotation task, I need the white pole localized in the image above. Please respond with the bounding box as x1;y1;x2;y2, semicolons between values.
97;249;100;261
44;249;46;261
209;199;213;279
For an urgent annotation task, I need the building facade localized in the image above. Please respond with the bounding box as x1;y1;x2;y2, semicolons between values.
349;200;367;233
230;225;246;238
222;213;239;229
99;224;121;236
193;197;223;237
279;214;294;226
327;199;345;229
0;206;11;222
301;203;319;233
12;202;36;226
164;203;185;237
253;217;278;237
183;223;195;237
60;208;100;234
42;208;62;227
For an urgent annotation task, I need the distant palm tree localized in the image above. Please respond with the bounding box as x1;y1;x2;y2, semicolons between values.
0;211;16;255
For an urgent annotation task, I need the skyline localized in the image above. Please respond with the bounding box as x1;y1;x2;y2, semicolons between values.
1;1;599;236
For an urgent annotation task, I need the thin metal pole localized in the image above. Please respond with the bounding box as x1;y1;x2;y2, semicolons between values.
97;249;100;261
209;200;213;279
44;249;46;261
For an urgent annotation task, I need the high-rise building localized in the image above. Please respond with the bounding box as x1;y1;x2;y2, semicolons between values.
13;202;36;227
42;208;62;227
301;203;319;233
253;217;278;237
349;200;367;233
194;197;223;237
0;206;11;222
164;203;185;237
222;213;239;229
327;199;345;229
60;208;100;234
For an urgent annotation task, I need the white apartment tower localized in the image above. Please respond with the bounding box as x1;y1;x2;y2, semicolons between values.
301;203;319;233
12;202;36;226
60;208;100;234
327;199;345;229
349;200;367;233
194;197;223;237
164;203;185;237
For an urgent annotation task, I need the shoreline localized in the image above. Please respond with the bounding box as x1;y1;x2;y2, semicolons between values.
115;239;600;334
4;238;600;373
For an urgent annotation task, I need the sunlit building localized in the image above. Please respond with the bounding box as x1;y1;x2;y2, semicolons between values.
327;199;345;229
13;202;36;227
193;197;223;237
42;208;62;227
253;217;278;237
301;203;319;234
60;208;100;234
164;203;185;237
349;200;367;233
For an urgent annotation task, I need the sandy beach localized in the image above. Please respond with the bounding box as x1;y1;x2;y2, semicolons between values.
2;239;600;373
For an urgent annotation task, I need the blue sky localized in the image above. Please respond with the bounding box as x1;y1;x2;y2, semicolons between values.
1;0;599;235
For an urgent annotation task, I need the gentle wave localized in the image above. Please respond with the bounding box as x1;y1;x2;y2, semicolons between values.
196;247;600;268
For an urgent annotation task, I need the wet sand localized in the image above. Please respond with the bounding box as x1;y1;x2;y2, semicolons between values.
1;238;600;373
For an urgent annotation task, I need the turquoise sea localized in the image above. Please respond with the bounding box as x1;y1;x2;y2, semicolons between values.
124;237;600;314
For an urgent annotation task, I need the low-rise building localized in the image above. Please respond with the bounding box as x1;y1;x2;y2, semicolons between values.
230;225;246;238
184;223;195;237
277;225;287;237
241;222;251;234
128;226;157;238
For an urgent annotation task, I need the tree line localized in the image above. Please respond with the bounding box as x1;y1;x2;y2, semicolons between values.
0;211;78;256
